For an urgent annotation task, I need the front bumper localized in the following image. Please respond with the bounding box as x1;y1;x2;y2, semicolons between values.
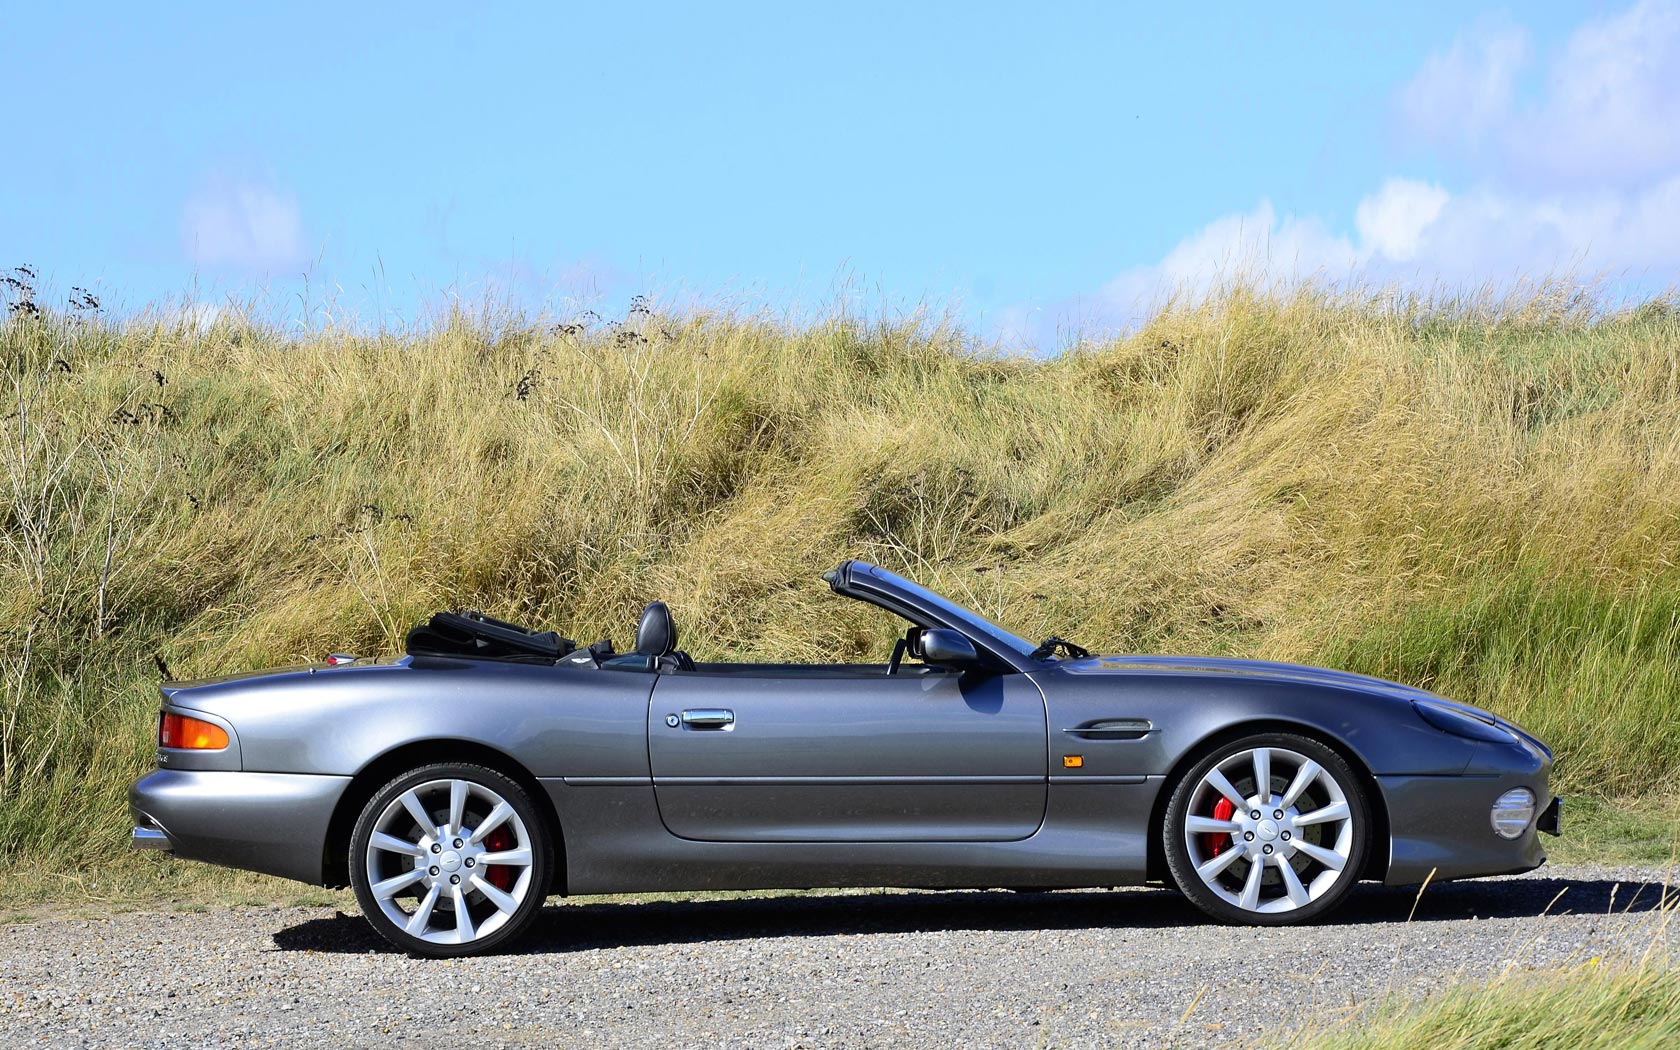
1380;773;1554;884
1379;725;1557;885
129;769;351;885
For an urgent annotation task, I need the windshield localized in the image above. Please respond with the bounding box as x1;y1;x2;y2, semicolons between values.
855;564;1041;661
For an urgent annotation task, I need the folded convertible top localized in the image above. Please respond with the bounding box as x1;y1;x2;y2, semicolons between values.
405;610;576;664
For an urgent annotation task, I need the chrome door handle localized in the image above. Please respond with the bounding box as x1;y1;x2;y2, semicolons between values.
680;708;735;729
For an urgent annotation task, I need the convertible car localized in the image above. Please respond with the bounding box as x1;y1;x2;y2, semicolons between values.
131;560;1560;956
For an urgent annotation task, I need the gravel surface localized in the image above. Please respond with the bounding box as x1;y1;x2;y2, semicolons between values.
2;865;1674;1049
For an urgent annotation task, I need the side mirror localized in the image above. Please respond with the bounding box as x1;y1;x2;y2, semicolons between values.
919;628;981;669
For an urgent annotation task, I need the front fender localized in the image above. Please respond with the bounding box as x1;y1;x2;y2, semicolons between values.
1034;669;1475;778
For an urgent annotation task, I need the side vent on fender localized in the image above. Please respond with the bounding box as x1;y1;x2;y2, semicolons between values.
1062;719;1155;741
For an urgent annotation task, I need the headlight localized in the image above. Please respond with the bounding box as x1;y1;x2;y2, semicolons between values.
1413;700;1516;743
1491;788;1536;839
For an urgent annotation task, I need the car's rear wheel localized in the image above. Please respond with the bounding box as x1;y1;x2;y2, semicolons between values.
350;762;552;957
1163;733;1369;924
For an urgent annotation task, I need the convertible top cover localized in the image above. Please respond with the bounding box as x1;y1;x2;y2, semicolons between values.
406;610;576;664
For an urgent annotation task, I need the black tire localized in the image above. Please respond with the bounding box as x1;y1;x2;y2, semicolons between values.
349;762;553;957
1163;732;1369;925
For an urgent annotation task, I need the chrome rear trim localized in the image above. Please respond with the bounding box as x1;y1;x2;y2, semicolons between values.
132;826;172;851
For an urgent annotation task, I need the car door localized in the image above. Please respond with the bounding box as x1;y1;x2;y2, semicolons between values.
646;669;1048;842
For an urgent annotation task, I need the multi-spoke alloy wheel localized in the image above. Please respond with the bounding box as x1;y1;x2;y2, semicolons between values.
1164;733;1369;925
350;763;552;956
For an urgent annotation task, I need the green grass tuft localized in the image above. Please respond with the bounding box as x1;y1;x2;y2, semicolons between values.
1293;955;1680;1050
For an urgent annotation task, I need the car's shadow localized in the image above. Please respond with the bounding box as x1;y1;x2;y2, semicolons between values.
271;874;1677;955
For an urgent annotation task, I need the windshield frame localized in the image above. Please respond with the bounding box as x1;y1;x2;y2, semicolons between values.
836;562;1043;671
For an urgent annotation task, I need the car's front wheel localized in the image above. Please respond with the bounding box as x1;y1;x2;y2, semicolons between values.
1163;733;1369;924
349;762;552;956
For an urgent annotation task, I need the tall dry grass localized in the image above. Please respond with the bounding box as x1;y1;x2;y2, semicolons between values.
2;280;1678;877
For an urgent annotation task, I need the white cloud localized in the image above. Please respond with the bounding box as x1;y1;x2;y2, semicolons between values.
1397;18;1530;146
1354;179;1450;262
1080;175;1680;329
1400;0;1680;186
173;302;222;334
1095;202;1361;314
1446;178;1680;273
989;302;1042;349
182;177;307;270
1514;0;1680;185
1034;1;1680;341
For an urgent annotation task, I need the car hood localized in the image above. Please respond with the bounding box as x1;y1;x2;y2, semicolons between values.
1057;654;1442;704
1060;654;1548;753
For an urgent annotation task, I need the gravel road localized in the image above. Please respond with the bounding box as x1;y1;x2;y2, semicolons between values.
2;866;1674;1049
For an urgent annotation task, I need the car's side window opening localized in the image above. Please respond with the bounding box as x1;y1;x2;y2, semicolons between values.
554;561;1030;677
584;603;982;678
666;619;992;679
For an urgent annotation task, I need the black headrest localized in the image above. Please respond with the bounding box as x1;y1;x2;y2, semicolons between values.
635;601;677;657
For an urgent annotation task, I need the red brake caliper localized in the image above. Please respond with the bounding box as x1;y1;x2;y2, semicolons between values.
1202;797;1236;857
484;826;515;891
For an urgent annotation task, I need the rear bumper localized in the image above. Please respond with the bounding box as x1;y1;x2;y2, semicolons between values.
129;769;351;885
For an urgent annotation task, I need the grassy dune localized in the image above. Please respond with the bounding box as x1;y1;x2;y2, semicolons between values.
2;286;1678;881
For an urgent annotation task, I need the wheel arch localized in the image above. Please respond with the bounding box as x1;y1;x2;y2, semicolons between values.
1145;719;1391;884
321;739;566;893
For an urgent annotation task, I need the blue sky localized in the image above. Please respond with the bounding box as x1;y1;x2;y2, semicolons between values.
4;2;1677;342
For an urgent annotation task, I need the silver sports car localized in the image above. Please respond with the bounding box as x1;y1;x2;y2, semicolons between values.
131;560;1560;956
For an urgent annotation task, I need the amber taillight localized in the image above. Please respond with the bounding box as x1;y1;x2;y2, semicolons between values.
159;712;229;750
